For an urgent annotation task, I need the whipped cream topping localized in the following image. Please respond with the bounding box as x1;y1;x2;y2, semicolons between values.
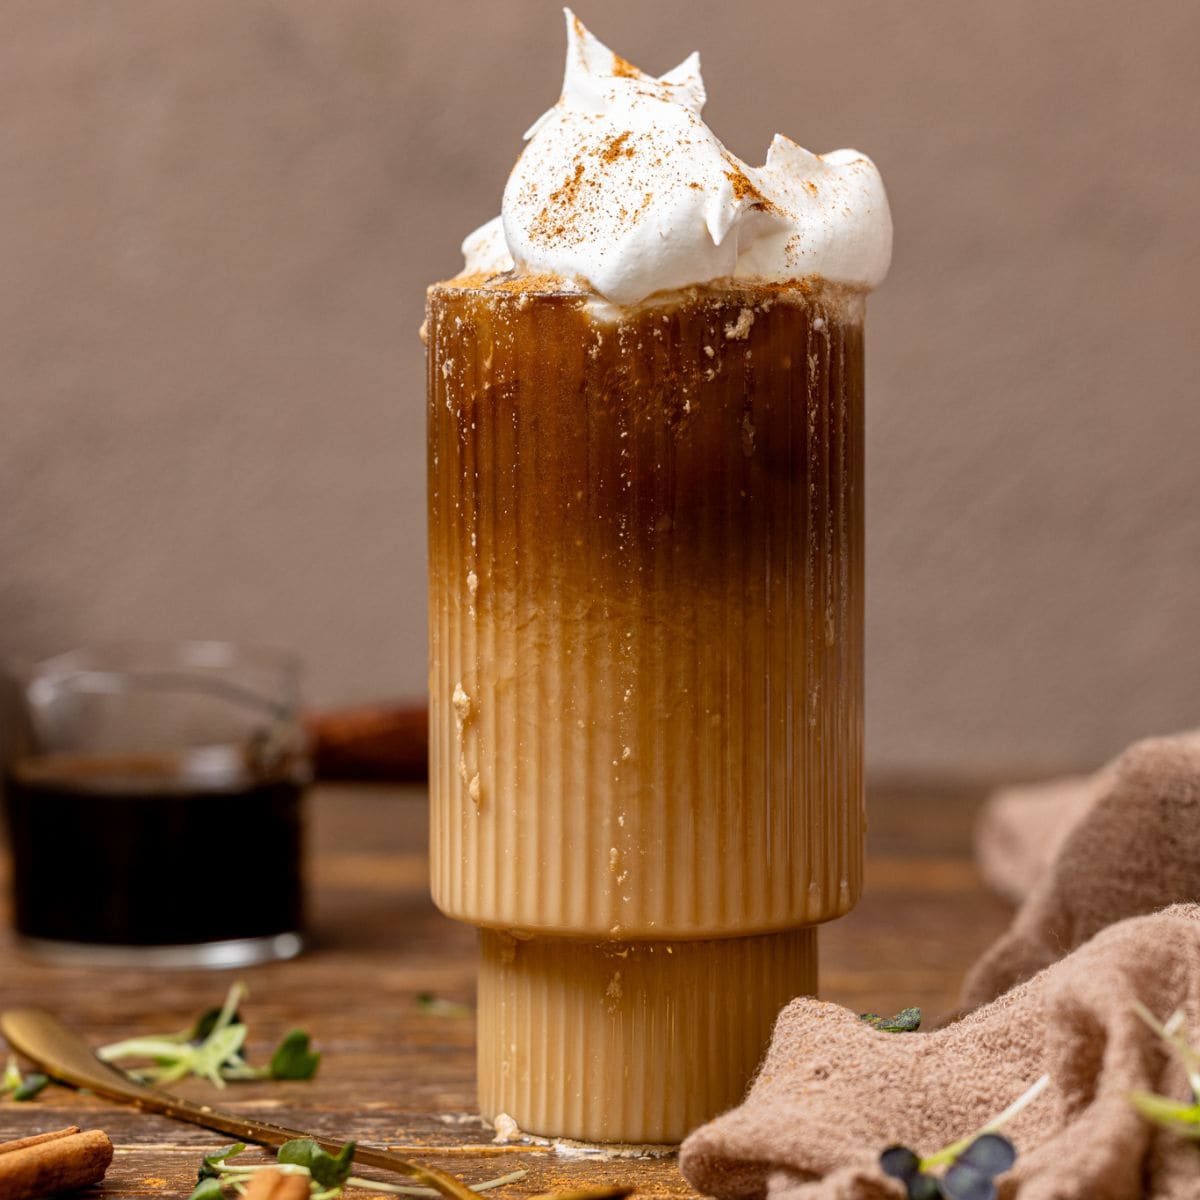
461;216;514;277
459;10;891;305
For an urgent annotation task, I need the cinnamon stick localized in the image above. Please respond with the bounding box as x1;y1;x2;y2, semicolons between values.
0;1126;113;1199
241;1166;312;1200
306;701;428;781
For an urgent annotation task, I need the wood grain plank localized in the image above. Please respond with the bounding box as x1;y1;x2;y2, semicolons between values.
0;781;1009;1198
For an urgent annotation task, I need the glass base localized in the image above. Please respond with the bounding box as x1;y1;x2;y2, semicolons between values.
478;926;817;1143
14;930;304;969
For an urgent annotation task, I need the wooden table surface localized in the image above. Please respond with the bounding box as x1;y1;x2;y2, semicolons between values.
0;781;1014;1199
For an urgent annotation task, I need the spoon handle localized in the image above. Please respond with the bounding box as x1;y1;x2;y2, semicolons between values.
0;1008;476;1198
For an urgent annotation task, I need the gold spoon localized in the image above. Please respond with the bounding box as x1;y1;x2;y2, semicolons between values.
0;1007;478;1200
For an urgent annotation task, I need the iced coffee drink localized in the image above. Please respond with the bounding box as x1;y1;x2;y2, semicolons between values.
426;12;890;1144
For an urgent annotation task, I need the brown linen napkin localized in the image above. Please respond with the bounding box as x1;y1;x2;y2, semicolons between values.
973;771;1105;904
961;730;1200;1010
679;904;1200;1200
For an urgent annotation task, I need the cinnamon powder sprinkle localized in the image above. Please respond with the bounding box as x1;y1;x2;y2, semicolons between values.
439;271;577;296
724;166;778;214
550;162;586;206
433;275;855;316
531;162;587;241
532;119;659;245
479;271;573;294
600;131;635;164
611;51;640;79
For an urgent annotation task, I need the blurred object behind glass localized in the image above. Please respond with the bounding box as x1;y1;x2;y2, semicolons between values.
1;641;309;967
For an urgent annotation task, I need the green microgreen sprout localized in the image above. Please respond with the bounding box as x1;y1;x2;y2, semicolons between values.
98;982;319;1088
186;1140;528;1200
860;1007;922;1033
1128;1002;1200;1138
1;1054;49;1102
268;1029;323;1080
880;1073;1049;1200
415;993;472;1019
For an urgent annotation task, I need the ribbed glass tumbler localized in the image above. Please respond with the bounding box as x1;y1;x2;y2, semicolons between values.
426;278;866;1143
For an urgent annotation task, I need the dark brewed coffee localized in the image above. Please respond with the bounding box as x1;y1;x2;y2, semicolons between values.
2;752;304;947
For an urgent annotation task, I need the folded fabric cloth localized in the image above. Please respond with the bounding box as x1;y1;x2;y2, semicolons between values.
679;905;1200;1200
961;730;1200;1010
973;771;1105;904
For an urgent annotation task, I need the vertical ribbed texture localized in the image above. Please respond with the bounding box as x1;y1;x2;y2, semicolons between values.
427;283;865;938
477;927;817;1144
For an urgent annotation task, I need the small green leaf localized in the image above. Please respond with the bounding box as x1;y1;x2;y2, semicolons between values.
860;1007;922;1033
188;1179;227;1200
2;1057;50;1101
198;1144;247;1181
415;992;471;1018
310;1141;355;1188
190;1005;234;1043
12;1072;49;1101
270;1030;321;1080
192;1024;249;1087
277;1138;321;1170
2;1056;22;1093
277;1137;353;1187
99;984;319;1089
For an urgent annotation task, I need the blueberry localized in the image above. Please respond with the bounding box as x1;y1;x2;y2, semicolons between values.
956;1133;1016;1176
880;1146;921;1181
941;1162;996;1200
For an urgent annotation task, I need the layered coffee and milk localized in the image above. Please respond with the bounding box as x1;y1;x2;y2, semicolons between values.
426;11;890;1144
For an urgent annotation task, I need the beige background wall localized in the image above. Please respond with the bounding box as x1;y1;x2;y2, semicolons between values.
2;1;1198;777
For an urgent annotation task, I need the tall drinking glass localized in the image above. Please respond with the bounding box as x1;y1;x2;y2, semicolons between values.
427;279;864;1142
